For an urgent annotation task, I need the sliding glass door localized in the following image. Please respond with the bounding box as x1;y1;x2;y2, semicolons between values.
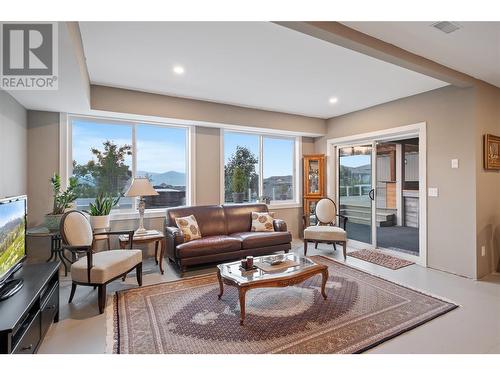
338;145;373;244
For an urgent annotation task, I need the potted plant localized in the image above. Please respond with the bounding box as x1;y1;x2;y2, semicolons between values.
231;166;247;203
87;193;120;231
44;173;78;230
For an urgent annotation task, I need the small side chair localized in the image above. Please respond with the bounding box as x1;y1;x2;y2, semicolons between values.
60;210;143;314
303;198;348;260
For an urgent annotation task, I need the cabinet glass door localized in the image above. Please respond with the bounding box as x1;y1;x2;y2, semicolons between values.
338;145;373;244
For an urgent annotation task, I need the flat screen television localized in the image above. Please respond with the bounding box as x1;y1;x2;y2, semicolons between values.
0;195;27;299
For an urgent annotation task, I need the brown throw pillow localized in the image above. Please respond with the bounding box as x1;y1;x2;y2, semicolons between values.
175;215;202;242
251;212;275;232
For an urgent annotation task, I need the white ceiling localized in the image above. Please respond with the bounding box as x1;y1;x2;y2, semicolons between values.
343;22;500;88
78;22;447;119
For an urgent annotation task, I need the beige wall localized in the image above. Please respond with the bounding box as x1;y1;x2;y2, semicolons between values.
27;111;60;227
0;91;27;198
195;126;221;205
91;85;326;136
475;83;500;277
316;85;478;278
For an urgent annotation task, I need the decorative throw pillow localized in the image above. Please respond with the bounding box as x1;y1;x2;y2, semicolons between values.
175;215;202;242
251;212;275;232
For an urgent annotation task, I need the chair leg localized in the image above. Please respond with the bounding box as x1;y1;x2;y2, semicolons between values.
314;241;318;249
68;282;77;303
136;263;143;286
303;239;308;256
333;242;337;251
97;284;106;314
342;241;347;260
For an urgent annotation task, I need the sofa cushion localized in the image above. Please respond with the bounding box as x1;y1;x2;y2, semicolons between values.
229;231;292;249
175;235;242;258
251;212;275;232
174;214;202;242
167;205;226;237
223;204;269;234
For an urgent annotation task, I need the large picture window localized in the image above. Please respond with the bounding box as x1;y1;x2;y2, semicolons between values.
70;117;190;213
223;131;298;205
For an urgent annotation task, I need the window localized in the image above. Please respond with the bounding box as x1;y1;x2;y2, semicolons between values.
224;132;259;203
263;137;295;201
70;117;190;213
223;131;298;205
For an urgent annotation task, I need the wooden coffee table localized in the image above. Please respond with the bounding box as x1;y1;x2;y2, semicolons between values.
216;254;328;325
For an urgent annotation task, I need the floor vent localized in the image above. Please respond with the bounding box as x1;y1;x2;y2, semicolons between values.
431;21;462;34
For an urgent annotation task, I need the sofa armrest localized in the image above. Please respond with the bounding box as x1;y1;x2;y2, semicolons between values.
165;226;184;260
273;219;288;232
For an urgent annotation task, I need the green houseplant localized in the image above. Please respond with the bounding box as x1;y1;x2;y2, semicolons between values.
231;166;247;203
87;193;120;231
44;173;79;230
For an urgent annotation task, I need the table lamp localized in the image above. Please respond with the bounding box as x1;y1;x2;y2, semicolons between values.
125;177;159;236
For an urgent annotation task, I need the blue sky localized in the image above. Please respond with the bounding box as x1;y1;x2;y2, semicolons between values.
339;154;371;168
0;200;25;228
72;120;187;173
224;132;294;177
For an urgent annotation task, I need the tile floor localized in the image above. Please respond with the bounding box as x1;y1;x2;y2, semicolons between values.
37;240;500;354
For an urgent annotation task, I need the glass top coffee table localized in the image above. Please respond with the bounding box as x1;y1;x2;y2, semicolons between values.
216;253;328;325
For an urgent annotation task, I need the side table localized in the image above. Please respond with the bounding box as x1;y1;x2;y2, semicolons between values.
119;232;165;274
26;226;72;276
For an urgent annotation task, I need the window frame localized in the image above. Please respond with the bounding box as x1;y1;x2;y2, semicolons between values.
221;129;301;209
61;114;195;220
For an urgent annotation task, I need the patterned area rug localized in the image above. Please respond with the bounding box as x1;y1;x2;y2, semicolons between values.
109;255;456;354
348;249;415;270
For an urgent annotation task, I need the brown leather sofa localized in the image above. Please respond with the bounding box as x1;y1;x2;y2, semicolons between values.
164;203;291;272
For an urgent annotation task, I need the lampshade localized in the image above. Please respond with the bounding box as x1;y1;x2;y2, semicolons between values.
125;178;159;197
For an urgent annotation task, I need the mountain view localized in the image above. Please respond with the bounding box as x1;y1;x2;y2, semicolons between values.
137;171;186;187
0;217;25;277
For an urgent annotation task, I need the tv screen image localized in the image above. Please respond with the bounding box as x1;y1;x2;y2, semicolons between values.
0;197;26;282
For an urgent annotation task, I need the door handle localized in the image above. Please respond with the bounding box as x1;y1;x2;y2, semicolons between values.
21;344;33;351
369;189;375;201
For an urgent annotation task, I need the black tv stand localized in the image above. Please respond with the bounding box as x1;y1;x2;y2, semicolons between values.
0;262;60;353
0;279;24;301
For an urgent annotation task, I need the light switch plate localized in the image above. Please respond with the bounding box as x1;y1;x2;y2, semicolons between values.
428;187;439;197
451;159;459;169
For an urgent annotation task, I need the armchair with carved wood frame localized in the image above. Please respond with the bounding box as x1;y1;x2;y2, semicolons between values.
59;210;143;314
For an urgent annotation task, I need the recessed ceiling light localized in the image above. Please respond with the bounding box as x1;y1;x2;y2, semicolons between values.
173;65;185;75
329;97;338;104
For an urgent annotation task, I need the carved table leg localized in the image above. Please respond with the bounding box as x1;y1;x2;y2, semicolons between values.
239;287;247;325
158;240;165;275
154;241;159;265
320;268;329;300
217;269;224;299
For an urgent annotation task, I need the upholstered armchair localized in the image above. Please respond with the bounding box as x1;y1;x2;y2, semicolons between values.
303;198;348;260
59;211;143;314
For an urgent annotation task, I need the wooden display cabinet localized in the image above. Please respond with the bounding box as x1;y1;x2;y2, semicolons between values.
303;154;326;228
303;154;325;198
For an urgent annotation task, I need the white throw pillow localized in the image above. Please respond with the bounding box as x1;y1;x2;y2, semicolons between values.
251;212;275;232
175;215;202;242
